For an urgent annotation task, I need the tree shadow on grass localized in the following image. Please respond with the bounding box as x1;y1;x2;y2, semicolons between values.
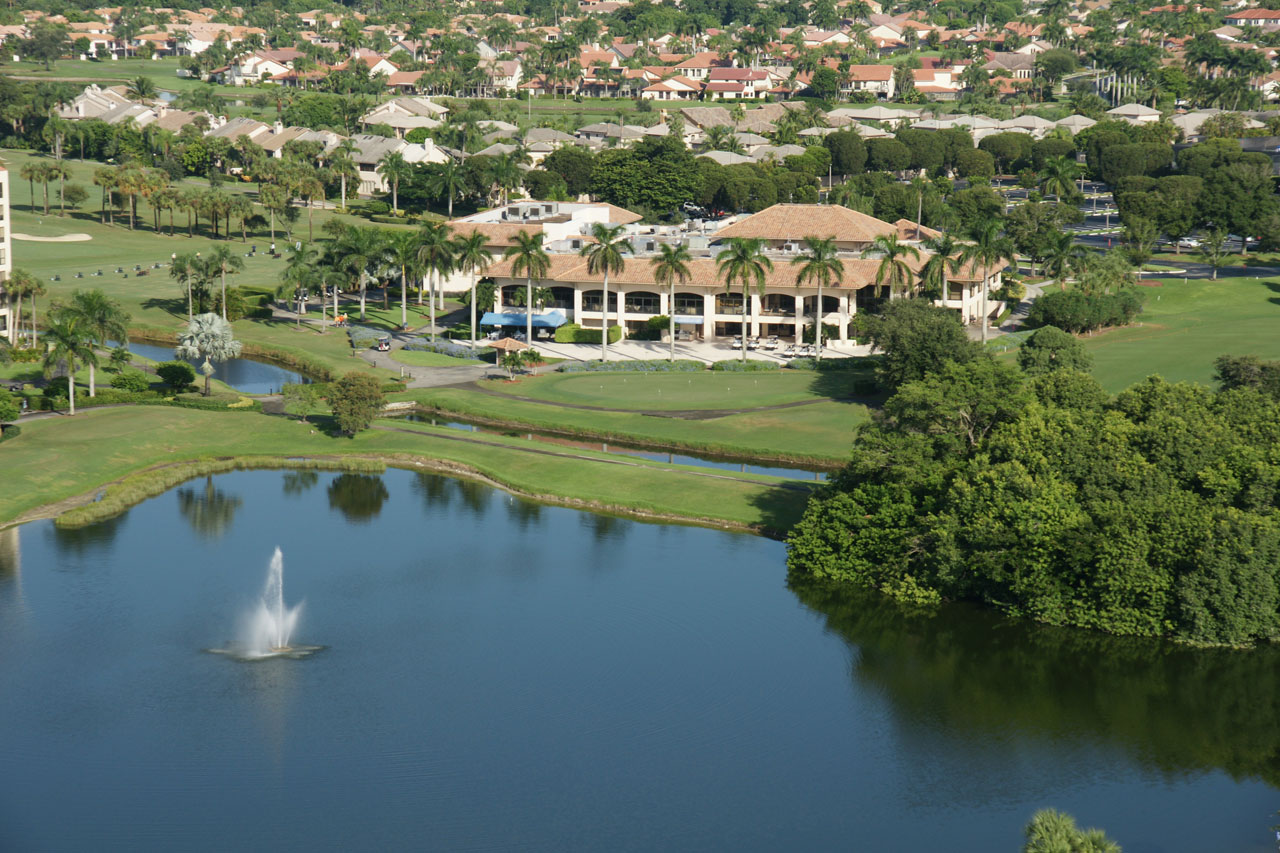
141;296;187;319
748;481;822;537
804;356;888;407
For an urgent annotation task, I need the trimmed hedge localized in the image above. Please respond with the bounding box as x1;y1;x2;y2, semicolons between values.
0;425;19;444
787;357;876;372
558;359;705;373
348;327;384;348
110;369;152;393
710;359;782;372
554;323;623;344
166;393;263;413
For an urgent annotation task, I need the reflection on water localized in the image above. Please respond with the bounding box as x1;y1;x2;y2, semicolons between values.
410;470;489;518
48;511;127;555
794;580;1280;791
282;470;319;497
177;477;243;539
327;474;389;523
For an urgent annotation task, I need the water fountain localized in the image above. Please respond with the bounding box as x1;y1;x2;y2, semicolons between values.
209;548;320;660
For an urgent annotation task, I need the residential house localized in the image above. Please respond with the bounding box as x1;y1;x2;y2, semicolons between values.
845;65;897;99
641;75;702;101
348;134;449;194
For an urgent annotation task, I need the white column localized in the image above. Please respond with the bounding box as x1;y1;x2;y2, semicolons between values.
793;292;804;343
749;293;762;337
838;294;850;342
572;286;582;324
703;291;715;340
615;286;626;340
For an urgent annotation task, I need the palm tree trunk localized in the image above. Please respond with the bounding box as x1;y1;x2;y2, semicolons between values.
88;360;96;397
308;201;314;242
981;264;990;344
428;272;437;341
470;273;477;351
601;272;609;361
221;268;228;321
30;296;38;346
741;282;749;362
526;275;533;346
669;283;675;362
359;281;367;321
400;266;408;328
816;282;823;360
66;357;76;415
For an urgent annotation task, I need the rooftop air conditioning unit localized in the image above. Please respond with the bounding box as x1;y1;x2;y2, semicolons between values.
782;242;799;253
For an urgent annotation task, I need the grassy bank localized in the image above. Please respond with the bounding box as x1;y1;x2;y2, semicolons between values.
1;407;814;534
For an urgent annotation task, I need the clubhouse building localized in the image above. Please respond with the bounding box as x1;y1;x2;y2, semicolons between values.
450;201;1001;343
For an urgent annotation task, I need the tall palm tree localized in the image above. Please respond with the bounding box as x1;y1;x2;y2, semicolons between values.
4;269;39;347
332;227;388;323
59;289;130;397
716;237;774;362
92;166;117;225
453;231;493;351
791;236;844;359
416;221;456;340
330;138;359;211
281;242;319;327
177;313;243;396
125;75;158;101
506;231;552;347
1042;231;1081;287
650;242;692;362
956;217;1015;344
207;244;244;321
919;233;961;300
1039;155;1080;202
386;231;423;330
429;158;466;218
580;223;629;360
861;233;922;299
41;315;96;415
379;151;413;215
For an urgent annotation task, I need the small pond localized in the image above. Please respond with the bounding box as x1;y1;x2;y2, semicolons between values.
116;340;311;395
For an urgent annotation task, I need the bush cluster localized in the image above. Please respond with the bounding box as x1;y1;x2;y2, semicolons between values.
347;327;384;348
787;357;876;372
1028;290;1143;333
710;359;781;372
110;369;152;393
557;359;705;373
554;323;623;344
402;337;474;359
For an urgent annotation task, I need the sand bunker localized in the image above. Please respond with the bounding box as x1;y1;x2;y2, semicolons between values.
13;232;92;242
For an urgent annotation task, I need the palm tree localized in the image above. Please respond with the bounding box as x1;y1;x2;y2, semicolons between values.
177;313;243;396
579;223;629;360
791;236;844;359
416;221;456;340
23;276;46;346
506;231;552;347
429;158;466;218
1042;231;1081;287
41;315;96;415
956;218;1015;343
330;138;359;210
386;231;423;330
207;244;244;321
379;151;413;215
861;233;922;298
125;75;158;101
651;242;692;362
453;231;493;351
92;167;117;225
716;237;774;362
332;227;388;323
919;233;961;300
1039;155;1080;202
281;243;319;327
19;162;39;213
59;289;130;397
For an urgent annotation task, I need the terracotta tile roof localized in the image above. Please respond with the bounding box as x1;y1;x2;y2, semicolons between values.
714;204;898;245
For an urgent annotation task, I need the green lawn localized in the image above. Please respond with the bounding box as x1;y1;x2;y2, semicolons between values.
1083;277;1280;392
0;407;812;533
0;56;248;97
395;385;864;464
481;370;867;412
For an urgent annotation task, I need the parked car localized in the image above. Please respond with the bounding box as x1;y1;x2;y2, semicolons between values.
1176;237;1201;249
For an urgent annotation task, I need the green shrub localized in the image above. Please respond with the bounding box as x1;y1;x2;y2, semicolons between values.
156;360;197;391
554;323;623;344
711;359;782;372
165;393;262;412
110;369;152;393
0;424;19;442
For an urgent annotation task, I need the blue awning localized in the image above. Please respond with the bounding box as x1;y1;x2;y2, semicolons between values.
672;315;704;325
480;310;568;328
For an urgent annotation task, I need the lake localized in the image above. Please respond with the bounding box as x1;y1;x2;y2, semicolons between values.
0;469;1275;851
118;340;310;395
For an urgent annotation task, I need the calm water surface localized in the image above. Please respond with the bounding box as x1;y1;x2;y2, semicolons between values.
119;340;310;395
0;469;1275;851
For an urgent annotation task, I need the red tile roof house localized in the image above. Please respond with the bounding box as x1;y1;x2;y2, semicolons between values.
1225;8;1280;29
705;67;770;100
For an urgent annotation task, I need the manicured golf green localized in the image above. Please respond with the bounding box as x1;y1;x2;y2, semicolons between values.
0;407;812;532
1082;277;1280;392
478;369;867;412
390;349;481;366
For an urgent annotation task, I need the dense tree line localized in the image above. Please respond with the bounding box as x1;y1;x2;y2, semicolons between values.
789;305;1280;647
